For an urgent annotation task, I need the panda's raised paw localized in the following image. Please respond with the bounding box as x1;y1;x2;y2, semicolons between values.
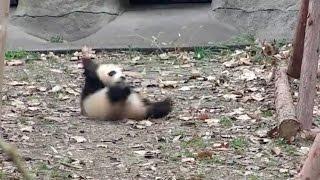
108;84;131;103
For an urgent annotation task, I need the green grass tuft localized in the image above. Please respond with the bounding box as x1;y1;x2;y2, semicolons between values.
274;139;298;156
181;136;207;149
193;47;214;60
219;116;233;127
50;35;64;43
5;50;29;60
5;50;39;61
261;110;273;117
230;137;248;151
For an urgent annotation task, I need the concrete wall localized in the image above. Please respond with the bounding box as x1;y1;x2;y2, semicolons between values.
11;0;129;42
211;0;299;41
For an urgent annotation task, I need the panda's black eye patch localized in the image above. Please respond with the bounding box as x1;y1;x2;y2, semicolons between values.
108;71;116;76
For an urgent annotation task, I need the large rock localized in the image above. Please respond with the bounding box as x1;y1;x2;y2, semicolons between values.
11;0;128;42
211;0;299;41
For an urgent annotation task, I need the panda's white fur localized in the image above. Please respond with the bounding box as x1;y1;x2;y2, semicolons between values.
80;57;172;121
82;87;149;121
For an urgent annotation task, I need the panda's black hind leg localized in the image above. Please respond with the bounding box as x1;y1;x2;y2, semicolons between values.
108;83;131;103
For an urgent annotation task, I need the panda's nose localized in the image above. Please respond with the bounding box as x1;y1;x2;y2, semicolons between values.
120;76;126;81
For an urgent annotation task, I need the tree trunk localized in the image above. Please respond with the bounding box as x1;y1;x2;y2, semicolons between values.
296;0;320;130
0;0;10;111
275;67;301;140
287;0;310;79
298;133;320;180
0;2;32;180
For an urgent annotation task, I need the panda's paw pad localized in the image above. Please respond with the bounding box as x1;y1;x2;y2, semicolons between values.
108;85;131;103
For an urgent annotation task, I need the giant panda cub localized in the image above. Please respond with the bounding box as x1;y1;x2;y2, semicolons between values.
80;56;172;121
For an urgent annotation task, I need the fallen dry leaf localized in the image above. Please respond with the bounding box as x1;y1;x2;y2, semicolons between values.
97;144;108;148
196;150;213;160
237;114;251;121
51;85;63;93
179;116;193;121
251;93;265;102
65;88;79;96
6;60;24;66
50;69;63;73
160;80;178;88
159;53;169;60
71;136;87;143
207;76;216;82
20;126;33;133
239;57;252;65
73;51;82;57
271;147;281;156
179;86;192;91
227;108;245;116
262;41;278;56
138;120;153;127
134;150;147;156
190;69;201;79
181;157;195;163
132;56;141;61
213;142;229;149
134;150;160;159
299;147;310;155
21;135;30;141
7;81;28;86
223;59;239;68
198;113;209;120
223;94;239;101
205;119;220;127
28;107;39;111
240;69;257;81
279;168;288;173
173;135;182;143
124;71;143;79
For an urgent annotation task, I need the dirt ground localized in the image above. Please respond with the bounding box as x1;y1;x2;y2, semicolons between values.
0;47;317;180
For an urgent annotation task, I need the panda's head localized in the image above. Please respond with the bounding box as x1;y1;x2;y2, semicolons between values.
96;64;126;86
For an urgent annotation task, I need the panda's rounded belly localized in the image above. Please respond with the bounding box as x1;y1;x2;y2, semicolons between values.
82;88;123;120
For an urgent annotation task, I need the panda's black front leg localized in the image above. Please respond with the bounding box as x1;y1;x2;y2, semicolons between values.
108;83;131;103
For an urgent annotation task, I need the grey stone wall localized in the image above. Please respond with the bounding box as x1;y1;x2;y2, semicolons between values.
11;0;129;42
211;0;299;40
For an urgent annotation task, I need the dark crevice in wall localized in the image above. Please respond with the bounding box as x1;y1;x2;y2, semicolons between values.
10;0;19;7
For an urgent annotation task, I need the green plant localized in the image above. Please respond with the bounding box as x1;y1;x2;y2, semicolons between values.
230;137;248;151
219;116;233;127
247;174;260;180
33;162;72;179
315;117;320;125
200;155;224;165
181;136;207;148
274;139;298;156
18;118;29;125
193;47;213;60
216;33;256;48
0;170;6;180
275;39;288;48
172;130;186;137
261;110;273;117
5;50;28;60
50;35;64;43
169;150;194;161
5;50;39;61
